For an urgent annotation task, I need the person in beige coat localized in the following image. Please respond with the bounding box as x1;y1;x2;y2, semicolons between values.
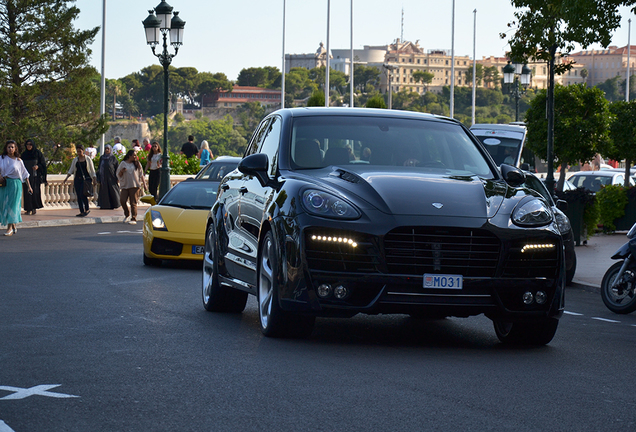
116;150;147;225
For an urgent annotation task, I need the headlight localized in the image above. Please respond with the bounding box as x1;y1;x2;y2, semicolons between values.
512;199;553;227
150;209;167;231
301;189;360;219
554;208;571;235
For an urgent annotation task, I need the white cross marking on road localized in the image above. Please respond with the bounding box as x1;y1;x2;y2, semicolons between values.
0;385;79;400
0;420;16;432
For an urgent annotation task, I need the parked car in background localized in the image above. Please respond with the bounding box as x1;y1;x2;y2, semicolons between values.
525;172;577;285
202;107;565;345
568;171;635;193
470;123;541;172
195;156;241;181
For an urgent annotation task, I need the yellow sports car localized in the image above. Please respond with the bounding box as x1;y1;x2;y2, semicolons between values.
142;179;221;266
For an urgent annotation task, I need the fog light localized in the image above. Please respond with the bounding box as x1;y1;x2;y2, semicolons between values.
535;291;547;304
317;284;332;298
522;291;534;305
334;285;348;299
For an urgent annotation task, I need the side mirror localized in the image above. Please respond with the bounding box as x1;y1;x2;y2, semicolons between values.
238;153;271;187
500;164;526;187
140;195;156;206
556;199;568;212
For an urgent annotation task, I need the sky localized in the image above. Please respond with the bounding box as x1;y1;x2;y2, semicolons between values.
73;0;636;81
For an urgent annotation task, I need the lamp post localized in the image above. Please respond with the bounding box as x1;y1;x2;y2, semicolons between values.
143;1;185;200
503;61;531;122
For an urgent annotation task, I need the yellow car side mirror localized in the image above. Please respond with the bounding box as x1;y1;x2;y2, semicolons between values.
140;194;156;206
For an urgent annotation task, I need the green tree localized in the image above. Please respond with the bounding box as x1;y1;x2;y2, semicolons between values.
307;89;325;107
412;70;435;89
503;0;632;189
464;64;484;87
525;84;611;191
0;0;106;153
596;76;623;102
365;94;387;109
608;101;636;186
353;65;381;91
237;66;281;88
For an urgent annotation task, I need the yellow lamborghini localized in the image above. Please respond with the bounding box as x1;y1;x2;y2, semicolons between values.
142;179;220;266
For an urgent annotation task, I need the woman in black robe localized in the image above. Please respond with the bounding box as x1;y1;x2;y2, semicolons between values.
97;144;121;209
21;139;47;215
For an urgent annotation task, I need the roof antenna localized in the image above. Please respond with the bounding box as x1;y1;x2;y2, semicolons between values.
401;7;404;42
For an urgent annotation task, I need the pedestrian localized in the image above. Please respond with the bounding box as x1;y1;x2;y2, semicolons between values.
97;144;121;209
21;139;47;215
198;140;212;167
117;150;147;225
180;135;198;158
63;144;97;217
85;143;97;159
112;136;125;156
145;141;162;201
143;138;151;152
132;139;142;153
0;140;33;236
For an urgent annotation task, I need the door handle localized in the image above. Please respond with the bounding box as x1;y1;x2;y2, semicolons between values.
220;184;229;191
239;186;248;195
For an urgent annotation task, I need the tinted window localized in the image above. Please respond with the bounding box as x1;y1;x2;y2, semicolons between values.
245;119;271;157
196;161;239;181
257;116;281;177
291;116;493;178
160;182;219;209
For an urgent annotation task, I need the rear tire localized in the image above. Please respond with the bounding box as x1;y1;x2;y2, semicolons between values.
258;231;314;338
202;224;248;313
601;261;636;314
493;318;559;345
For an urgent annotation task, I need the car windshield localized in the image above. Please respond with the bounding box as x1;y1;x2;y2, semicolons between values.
569;174;614;192
196;160;238;180
159;181;218;209
290;116;494;179
473;135;522;166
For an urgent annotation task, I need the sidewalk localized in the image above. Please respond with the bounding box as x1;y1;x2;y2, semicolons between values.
7;206;627;291
10;205;150;229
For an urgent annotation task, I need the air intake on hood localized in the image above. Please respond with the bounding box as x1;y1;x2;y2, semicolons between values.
330;169;361;184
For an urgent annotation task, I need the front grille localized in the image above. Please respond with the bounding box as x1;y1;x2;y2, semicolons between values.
384;227;501;277
151;238;183;256
502;240;560;279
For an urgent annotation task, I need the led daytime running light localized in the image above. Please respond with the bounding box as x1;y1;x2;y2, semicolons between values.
311;234;357;248
521;243;555;253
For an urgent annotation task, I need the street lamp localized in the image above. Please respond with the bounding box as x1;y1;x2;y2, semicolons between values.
503;61;531;122
383;63;397;109
142;2;185;200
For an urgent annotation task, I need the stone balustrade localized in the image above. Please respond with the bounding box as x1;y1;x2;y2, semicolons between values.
40;175;191;209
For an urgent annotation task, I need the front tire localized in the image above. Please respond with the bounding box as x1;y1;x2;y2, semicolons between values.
493;318;559;345
601;261;636;314
258;231;314;338
202;224;247;313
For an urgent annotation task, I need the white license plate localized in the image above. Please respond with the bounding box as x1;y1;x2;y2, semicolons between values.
192;246;205;255
423;274;463;289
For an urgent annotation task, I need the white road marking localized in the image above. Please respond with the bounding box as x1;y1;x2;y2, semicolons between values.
0;385;79;400
564;311;583;316
591;317;621;323
0;420;15;432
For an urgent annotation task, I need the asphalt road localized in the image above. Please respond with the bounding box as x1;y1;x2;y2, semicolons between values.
1;224;636;431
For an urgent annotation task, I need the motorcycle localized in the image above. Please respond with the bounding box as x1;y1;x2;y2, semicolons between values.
601;223;636;314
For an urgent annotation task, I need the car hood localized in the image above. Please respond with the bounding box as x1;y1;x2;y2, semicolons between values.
152;206;210;233
305;168;507;218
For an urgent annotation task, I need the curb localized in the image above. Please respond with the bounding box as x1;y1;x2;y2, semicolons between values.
16;216;126;229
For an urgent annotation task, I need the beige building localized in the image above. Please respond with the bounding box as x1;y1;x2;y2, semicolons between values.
381;39;473;94
569;45;636;87
479;55;585;89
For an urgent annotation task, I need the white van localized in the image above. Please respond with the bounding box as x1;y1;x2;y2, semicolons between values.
470;123;543;172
